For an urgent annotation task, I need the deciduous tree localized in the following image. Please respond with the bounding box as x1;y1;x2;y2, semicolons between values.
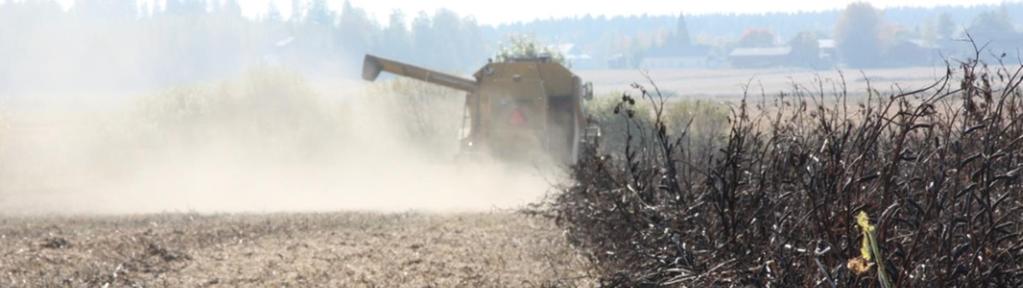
836;2;884;68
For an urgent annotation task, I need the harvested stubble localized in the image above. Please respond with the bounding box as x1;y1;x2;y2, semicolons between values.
0;212;593;287
550;56;1023;286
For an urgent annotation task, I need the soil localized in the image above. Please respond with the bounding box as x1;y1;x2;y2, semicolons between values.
0;212;593;287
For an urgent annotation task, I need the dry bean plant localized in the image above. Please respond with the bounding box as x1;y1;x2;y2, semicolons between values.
549;51;1023;286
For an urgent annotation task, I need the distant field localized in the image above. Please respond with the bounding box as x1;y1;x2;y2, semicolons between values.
579;66;950;100
0;212;593;287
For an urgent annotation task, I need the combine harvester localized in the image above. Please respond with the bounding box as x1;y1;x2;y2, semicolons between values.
362;54;596;166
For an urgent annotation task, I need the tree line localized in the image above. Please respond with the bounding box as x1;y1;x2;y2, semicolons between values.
0;0;489;95
2;0;1022;96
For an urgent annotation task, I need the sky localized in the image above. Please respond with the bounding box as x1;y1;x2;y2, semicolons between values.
269;0;1013;25
49;0;1014;25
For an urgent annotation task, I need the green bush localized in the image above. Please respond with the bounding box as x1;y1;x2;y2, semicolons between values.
494;35;567;65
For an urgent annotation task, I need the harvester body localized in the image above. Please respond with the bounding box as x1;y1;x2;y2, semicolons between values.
362;54;592;165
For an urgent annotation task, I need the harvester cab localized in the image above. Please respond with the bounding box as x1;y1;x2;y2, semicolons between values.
362;54;593;166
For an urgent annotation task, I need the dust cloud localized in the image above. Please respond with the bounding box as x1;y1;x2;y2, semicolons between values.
0;70;559;215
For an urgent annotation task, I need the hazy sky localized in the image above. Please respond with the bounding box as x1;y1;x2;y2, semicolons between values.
300;0;1012;25
320;0;1014;25
53;0;1014;25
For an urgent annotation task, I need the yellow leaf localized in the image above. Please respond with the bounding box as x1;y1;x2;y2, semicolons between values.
856;211;875;233
856;211;874;261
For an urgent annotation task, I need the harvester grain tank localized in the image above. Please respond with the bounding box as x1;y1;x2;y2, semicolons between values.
361;54;594;165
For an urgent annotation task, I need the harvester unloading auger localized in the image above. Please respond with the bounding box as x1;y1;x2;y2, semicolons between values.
362;54;595;166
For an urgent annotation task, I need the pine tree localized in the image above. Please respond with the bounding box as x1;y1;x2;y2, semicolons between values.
674;14;691;48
